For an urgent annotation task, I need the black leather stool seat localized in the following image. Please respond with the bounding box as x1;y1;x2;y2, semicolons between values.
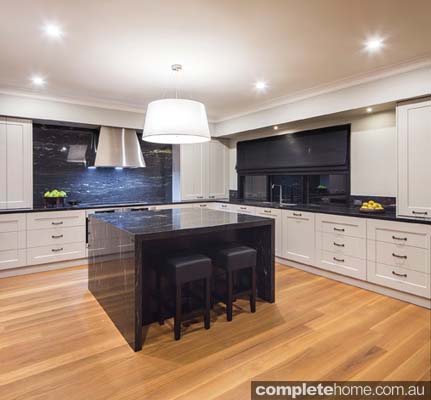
158;253;212;340
164;254;212;284
209;245;257;321
214;246;257;272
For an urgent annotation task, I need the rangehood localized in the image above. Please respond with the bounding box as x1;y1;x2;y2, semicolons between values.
94;126;146;168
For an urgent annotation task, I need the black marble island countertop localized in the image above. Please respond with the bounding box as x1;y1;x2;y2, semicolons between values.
90;207;273;239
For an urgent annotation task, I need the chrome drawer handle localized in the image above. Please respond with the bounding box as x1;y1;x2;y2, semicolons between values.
51;221;63;225
412;210;428;215
264;210;271;213
333;227;345;232
52;234;63;239
333;257;344;262
209;196;215;199
199;205;207;207
221;205;227;208
333;242;345;247
240;207;247;210
392;253;407;259
51;248;63;252
392;271;407;278
293;212;302;217
392;235;407;241
196;196;204;199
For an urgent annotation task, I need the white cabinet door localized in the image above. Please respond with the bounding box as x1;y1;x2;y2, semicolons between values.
208;140;228;199
281;210;315;264
0;118;6;209
397;100;431;219
3;118;32;209
256;207;282;257
180;143;208;200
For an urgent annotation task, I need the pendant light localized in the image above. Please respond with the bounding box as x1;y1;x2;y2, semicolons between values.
142;64;211;144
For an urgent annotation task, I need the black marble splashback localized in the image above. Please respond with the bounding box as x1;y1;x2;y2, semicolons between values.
33;124;172;207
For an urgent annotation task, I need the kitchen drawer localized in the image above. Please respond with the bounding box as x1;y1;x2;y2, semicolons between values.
27;226;86;248
0;213;26;232
256;207;282;218
0;249;26;270
317;232;366;259
204;203;220;210
217;203;234;212
316;250;366;280
283;210;314;221
27;242;86;265
316;213;366;238
0;230;26;251
367;219;430;249
27;211;86;230
367;240;430;274
231;204;256;215
368;261;430;298
194;203;210;209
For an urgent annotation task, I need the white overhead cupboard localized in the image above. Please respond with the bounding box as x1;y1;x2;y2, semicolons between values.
0;117;33;210
173;140;229;201
397;98;431;220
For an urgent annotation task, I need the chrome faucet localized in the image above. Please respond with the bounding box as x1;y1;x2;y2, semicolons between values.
272;184;283;205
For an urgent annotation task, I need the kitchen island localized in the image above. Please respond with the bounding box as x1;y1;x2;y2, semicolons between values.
88;208;275;351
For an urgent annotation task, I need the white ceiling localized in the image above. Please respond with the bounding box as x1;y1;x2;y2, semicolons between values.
1;0;430;121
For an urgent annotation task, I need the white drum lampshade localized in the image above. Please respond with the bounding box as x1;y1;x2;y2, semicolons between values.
142;98;211;144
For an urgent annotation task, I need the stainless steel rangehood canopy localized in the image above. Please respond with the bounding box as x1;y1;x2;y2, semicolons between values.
94;126;146;168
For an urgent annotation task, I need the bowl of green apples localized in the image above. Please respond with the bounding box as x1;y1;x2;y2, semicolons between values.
43;189;67;208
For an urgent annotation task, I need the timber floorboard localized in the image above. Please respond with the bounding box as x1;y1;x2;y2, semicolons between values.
0;264;429;400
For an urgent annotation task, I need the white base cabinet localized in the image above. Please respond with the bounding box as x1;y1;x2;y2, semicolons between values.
26;211;87;266
367;219;430;298
315;214;367;280
256;207;282;257
0;214;26;270
281;210;315;265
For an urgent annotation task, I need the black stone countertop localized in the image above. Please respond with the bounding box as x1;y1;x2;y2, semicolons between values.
0;200;210;214
90;208;273;238
1;198;429;225
228;199;431;225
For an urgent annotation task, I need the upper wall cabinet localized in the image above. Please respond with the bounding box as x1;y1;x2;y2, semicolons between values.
208;140;229;199
0;117;33;210
176;140;229;201
397;99;431;220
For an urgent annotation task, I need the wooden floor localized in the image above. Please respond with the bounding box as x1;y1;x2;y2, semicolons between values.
0;264;430;400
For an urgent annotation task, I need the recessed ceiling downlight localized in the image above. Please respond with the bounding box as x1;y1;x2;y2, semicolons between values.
254;81;267;91
364;37;384;52
31;75;46;86
43;23;63;39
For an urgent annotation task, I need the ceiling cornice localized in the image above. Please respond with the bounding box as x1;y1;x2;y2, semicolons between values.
0;87;146;115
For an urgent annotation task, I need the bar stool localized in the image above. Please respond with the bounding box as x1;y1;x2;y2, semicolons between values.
158;253;212;340
211;245;257;321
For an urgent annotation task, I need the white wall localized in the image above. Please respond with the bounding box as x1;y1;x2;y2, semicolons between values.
228;110;397;197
